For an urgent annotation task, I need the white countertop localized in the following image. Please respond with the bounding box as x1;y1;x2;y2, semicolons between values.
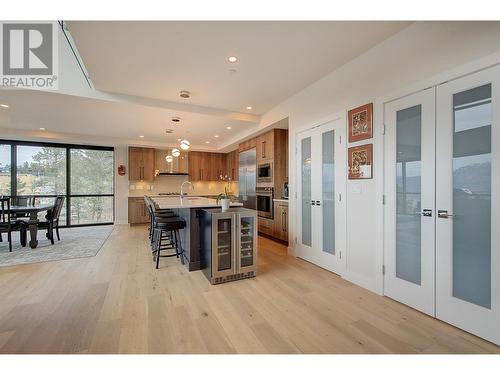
150;196;243;209
273;198;289;203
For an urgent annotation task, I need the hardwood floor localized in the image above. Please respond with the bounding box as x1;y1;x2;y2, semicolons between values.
0;225;499;354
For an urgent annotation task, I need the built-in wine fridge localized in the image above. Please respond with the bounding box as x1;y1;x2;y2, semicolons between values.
199;207;257;284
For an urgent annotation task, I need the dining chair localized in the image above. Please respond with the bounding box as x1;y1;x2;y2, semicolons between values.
10;196;35;221
0;197;28;252
38;196;65;245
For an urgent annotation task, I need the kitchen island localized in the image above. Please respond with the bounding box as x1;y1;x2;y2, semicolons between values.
147;195;243;271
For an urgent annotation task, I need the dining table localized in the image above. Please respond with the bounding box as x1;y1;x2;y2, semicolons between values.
9;203;55;249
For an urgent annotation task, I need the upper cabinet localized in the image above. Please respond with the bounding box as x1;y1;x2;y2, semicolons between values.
128;147;155;181
129;147;239;182
188;151;227;182
239;137;256;152
226;150;239;181
154;149;189;174
256;131;274;163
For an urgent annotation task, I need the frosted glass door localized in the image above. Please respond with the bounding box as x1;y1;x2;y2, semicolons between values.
436;65;500;344
322;130;336;254
301;137;312;247
384;88;436;316
296;117;346;275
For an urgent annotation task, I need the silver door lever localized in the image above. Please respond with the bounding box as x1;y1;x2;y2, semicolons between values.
438;210;454;219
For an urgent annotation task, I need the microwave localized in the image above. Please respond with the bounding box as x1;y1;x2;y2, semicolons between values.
257;162;273;183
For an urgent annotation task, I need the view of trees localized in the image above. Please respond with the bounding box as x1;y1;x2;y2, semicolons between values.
0;143;114;226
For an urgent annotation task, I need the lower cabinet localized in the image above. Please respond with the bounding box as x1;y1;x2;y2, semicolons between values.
258;217;274;236
273;201;288;242
128;197;149;224
257;202;289;243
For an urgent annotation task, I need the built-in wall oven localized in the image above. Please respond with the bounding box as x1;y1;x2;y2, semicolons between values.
257;162;273;183
256;187;274;219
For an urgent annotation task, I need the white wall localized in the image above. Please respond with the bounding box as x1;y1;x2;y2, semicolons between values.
259;21;500;293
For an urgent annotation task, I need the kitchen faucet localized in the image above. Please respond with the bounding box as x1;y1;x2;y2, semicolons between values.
180;181;194;198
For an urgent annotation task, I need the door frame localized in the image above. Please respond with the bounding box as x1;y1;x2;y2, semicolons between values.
435;64;500;344
383;87;436;316
295;113;347;276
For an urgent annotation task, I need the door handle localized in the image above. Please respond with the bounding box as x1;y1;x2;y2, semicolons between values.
311;200;316;206
316;200;321;206
438;210;454;219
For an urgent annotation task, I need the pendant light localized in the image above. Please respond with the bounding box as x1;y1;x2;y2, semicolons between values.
172;148;180;157
180;139;190;151
165;154;173;163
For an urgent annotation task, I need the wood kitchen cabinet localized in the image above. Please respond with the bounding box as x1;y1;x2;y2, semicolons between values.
238;138;256;152
258;217;274;236
128;197;149;224
188;151;229;181
188;151;204;181
211;153;227;180
226;150;239;181
273;200;289;242
128;147;155;181
256;131;274;163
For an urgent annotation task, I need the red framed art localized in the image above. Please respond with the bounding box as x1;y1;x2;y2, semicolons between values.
348;103;373;143
348;143;373;179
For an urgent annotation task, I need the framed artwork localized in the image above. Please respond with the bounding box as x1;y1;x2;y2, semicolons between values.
348;144;373;179
348;103;373;143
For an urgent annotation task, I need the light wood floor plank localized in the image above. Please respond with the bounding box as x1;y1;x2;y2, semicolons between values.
0;225;498;354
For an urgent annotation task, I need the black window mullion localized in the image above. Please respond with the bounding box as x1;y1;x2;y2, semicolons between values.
11;144;16;197
1;139;114;226
66;148;71;226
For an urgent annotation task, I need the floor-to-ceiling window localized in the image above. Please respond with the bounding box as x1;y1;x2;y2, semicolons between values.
0;140;114;227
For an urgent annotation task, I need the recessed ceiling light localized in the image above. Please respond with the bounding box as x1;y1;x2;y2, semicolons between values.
246;106;253;110
214;135;219;138
171;116;181;123
0;104;9;108
179;90;191;99
177;138;182;142
139;135;144;138
226;126;232;130
228;56;238;63
165;129;174;134
205;141;210;144
39;127;46;131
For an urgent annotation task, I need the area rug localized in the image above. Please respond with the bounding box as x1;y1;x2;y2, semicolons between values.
0;225;114;267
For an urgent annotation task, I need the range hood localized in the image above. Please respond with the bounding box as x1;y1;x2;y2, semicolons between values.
157;171;188;176
154;148;189;177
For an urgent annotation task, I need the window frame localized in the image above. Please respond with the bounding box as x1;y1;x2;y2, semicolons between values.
0;139;114;228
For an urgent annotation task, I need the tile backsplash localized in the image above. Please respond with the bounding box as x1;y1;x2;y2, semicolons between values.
129;175;238;197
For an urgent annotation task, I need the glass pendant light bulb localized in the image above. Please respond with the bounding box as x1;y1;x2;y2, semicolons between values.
165;154;173;163
180;139;190;150
172;148;180;157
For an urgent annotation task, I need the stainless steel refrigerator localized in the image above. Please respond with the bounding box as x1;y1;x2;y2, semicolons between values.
239;148;256;210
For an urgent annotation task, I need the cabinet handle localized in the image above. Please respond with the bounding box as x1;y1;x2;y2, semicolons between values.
262;141;266;158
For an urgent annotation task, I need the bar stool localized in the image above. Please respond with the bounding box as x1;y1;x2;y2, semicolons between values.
152;214;186;269
144;197;176;242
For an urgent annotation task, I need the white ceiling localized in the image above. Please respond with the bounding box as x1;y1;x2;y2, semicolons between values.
0;90;250;149
67;21;410;115
1;21;410;149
